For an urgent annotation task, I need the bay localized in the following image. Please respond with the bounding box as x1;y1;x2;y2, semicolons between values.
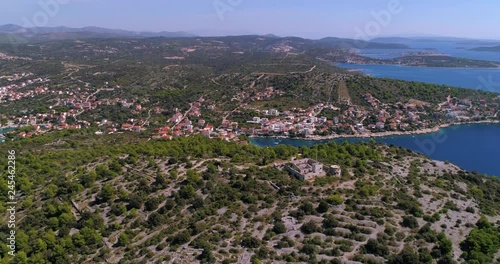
249;123;500;177
359;39;500;62
0;127;15;143
337;63;500;92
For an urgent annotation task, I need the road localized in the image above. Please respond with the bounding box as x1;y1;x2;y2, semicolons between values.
143;108;152;126
290;65;316;74
170;105;193;130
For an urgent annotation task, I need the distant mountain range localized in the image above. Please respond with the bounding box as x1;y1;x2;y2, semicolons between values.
0;24;196;41
0;24;411;50
316;37;408;49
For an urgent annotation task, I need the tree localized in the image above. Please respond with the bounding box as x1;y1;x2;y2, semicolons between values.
272;221;287;234
116;232;130;247
79;172;96;188
95;165;117;180
147;212;165;228
145;197;162;211
322;214;340;229
99;184;115;202
251;255;262;264
197;248;216;263
300;243;318;255
300;221;320;234
299;201;316;215
460;217;500;263
388;246;419;264
179;184;196;199
241;236;261;249
363;239;389;257
437;255;457;264
110;203;127;216
326;195;343;205
80;227;103;246
402;215;419;229
33;238;47;253
127;193;145;209
171;231;191;246
316;200;330;213
186;169;202;183
44;184;58;199
432;232;453;259
154;173;167;188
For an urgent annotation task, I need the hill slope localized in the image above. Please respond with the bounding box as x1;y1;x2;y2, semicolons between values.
1;132;499;263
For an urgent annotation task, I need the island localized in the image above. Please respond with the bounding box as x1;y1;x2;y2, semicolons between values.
333;52;500;68
470;45;500;52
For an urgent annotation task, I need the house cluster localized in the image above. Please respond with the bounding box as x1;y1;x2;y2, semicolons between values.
0;52;32;61
0;78;50;103
5;112;90;139
241;100;388;136
1;72;33;81
3;60;499;143
284;158;341;181
244;104;339;136
440;96;498;121
151;97;239;141
60;88;120;113
120;118;143;133
249;87;284;101
0;76;135;138
236;91;500;138
355;93;427;132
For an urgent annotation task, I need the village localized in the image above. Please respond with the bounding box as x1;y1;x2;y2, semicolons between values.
1;69;500;142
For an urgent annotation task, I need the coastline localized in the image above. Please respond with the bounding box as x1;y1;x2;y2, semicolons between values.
249;120;500;141
0;126;17;143
336;63;500;70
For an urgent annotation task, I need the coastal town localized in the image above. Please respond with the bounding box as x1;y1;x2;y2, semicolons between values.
2;11;500;263
1;68;499;143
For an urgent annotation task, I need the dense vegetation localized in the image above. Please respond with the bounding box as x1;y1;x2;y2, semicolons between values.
0;130;499;263
1;32;500;264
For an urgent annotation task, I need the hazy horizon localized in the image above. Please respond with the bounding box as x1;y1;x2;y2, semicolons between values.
1;0;500;40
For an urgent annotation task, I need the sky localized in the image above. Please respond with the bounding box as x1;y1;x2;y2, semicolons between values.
1;0;500;40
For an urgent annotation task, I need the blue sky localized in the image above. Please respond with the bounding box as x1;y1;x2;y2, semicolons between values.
1;0;500;39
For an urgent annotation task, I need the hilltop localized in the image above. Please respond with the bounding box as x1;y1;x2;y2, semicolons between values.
0;132;500;263
0;24;196;40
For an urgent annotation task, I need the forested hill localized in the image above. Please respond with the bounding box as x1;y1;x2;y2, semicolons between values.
0;130;499;263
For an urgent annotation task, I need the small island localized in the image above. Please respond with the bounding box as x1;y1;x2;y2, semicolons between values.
470;45;500;52
337;52;500;68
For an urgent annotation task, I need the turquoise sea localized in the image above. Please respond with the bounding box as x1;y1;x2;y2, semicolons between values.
0;127;15;143
250;124;500;177
329;41;500;175
358;39;500;62
341;39;500;92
